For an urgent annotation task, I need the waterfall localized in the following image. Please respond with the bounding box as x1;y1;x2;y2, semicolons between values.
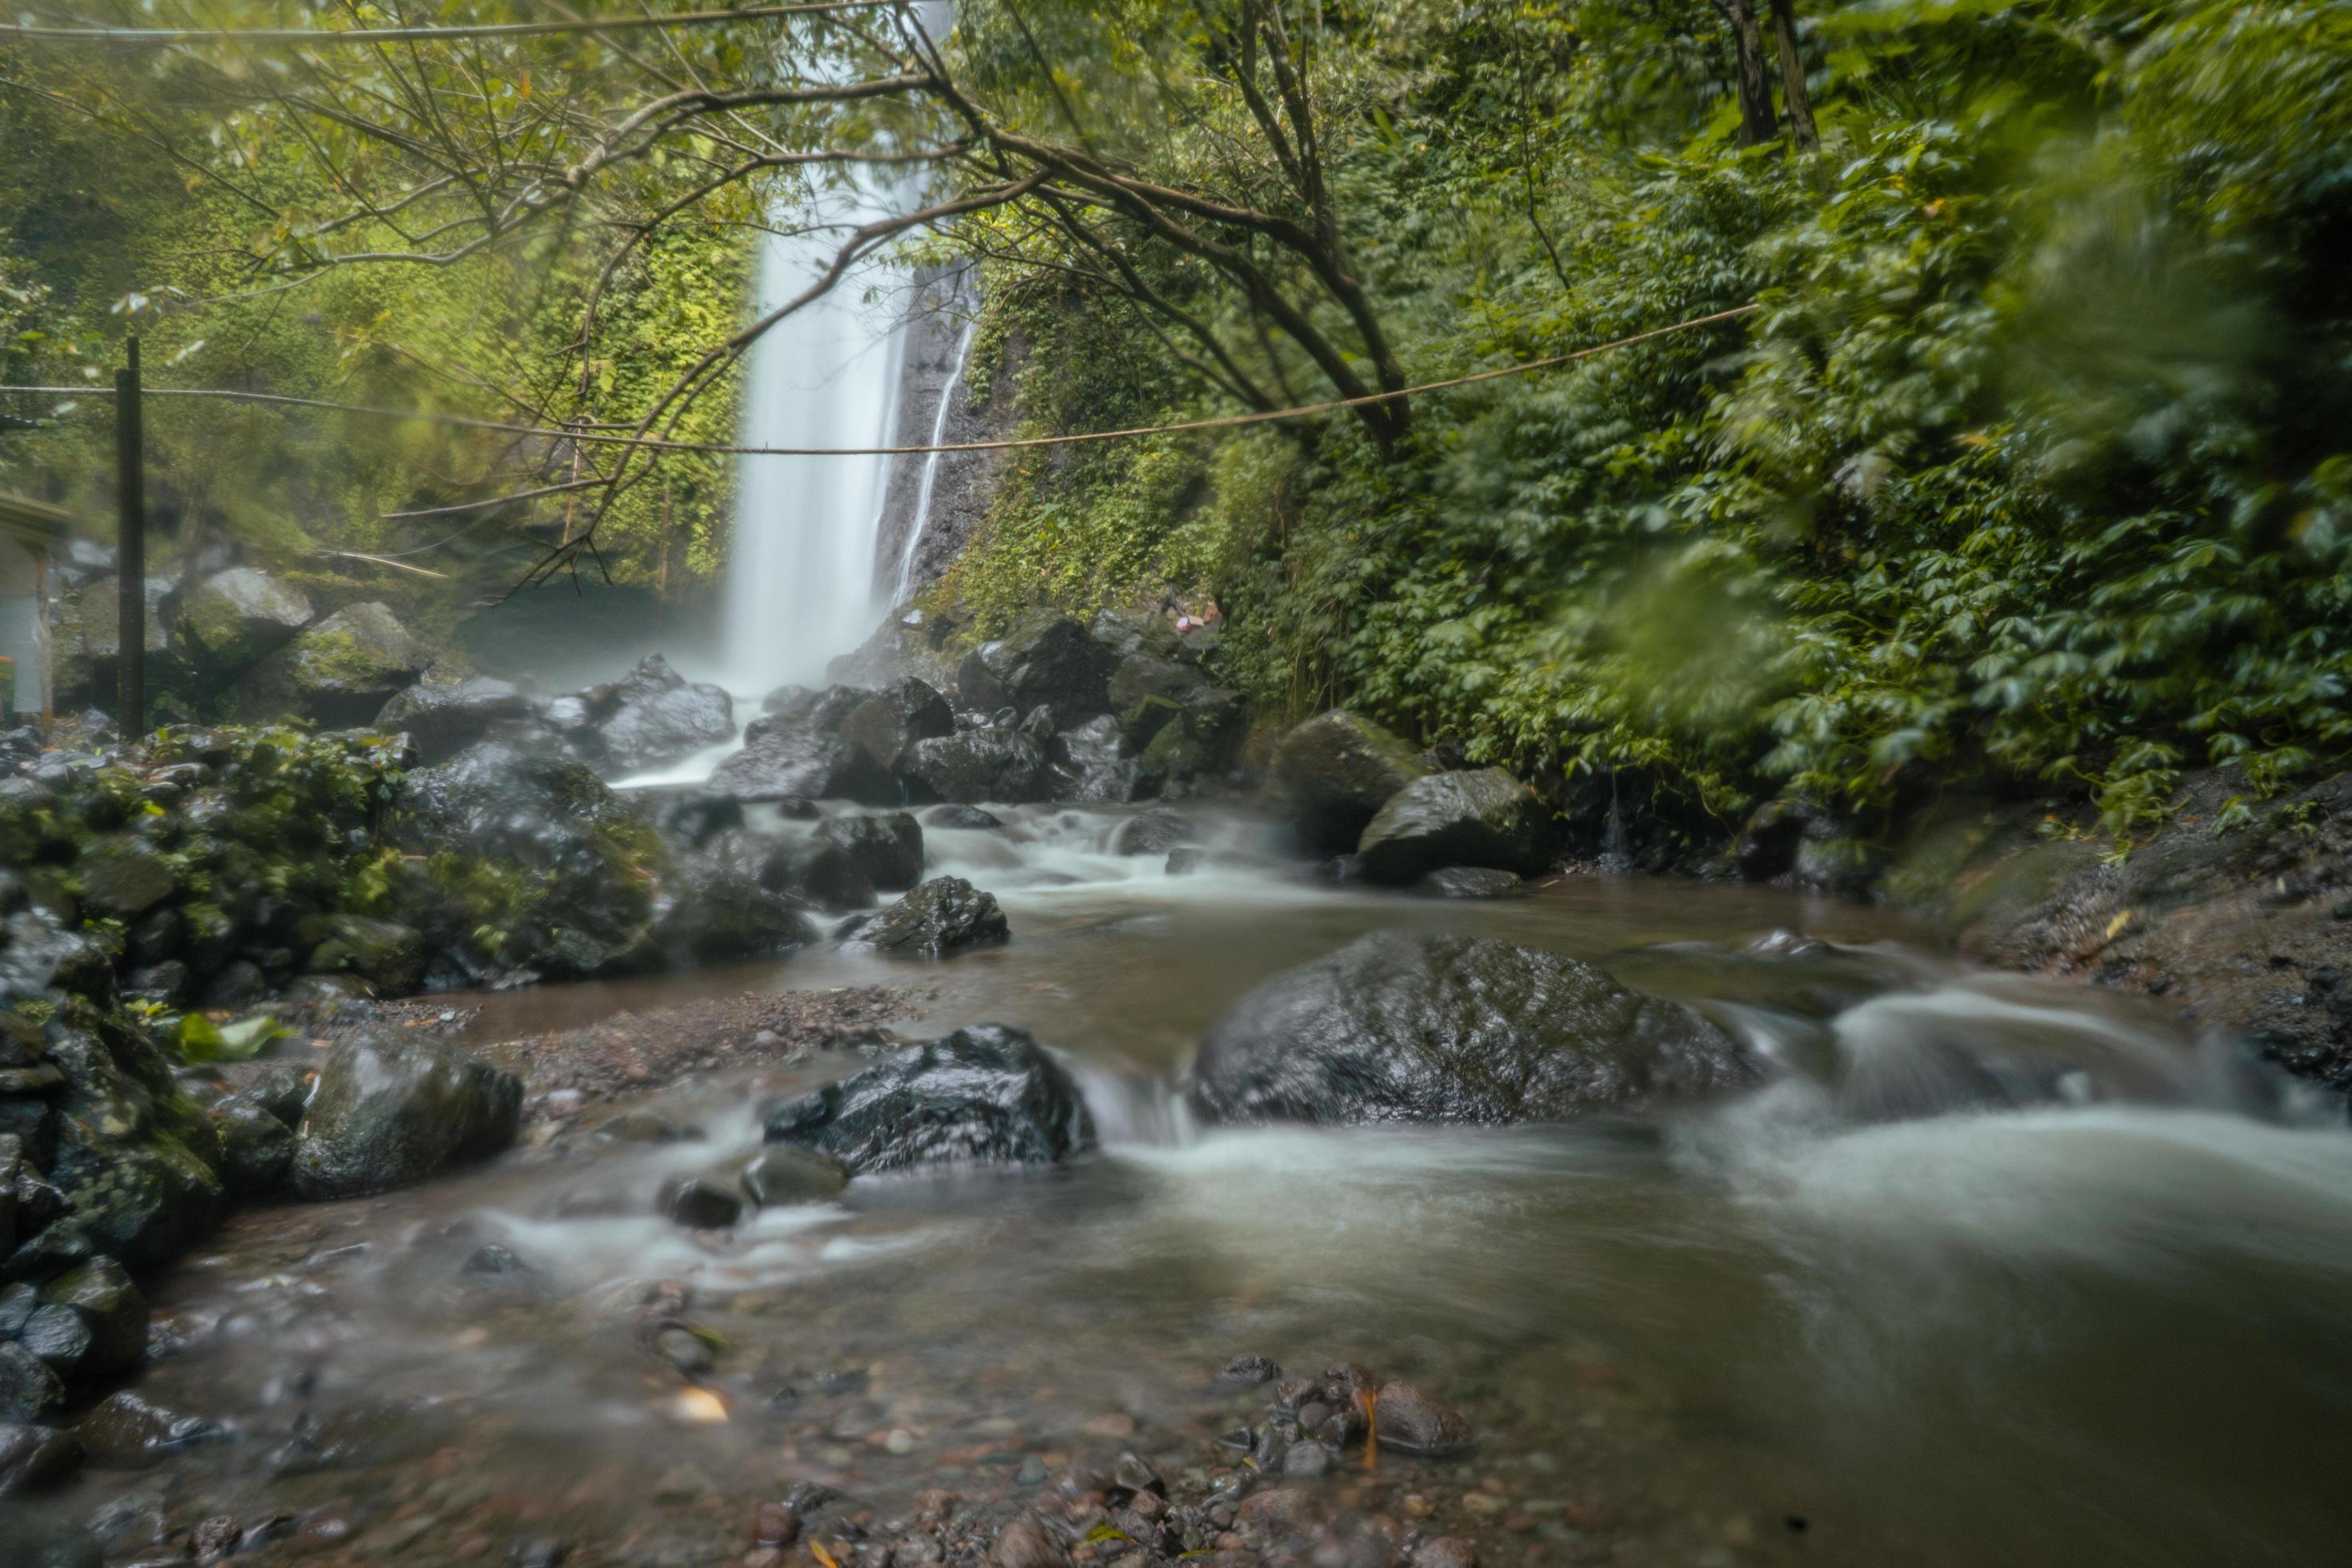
721;207;911;695
891;306;978;605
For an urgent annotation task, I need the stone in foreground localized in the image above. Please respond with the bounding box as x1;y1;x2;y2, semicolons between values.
290;1032;522;1199
843;876;1009;956
762;1025;1094;1174
1188;930;1755;1126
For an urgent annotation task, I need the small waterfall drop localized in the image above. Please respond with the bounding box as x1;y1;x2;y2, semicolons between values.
892;307;978;604
722;212;910;694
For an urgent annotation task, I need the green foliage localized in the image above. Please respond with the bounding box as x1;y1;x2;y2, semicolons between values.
0;19;754;610
172;1010;289;1064
949;0;2352;845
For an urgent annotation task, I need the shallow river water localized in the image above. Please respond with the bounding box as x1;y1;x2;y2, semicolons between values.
13;803;2352;1568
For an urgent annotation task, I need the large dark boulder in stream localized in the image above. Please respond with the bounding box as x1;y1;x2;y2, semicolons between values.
955;610;1117;727
702;828;874;912
232;602;428;727
814;812;925;892
710;689;896;805
374;668;538;765
590;654;735;774
761;1025;1094;1174
1355;768;1553;885
650;847;820;962
843;876;1008;955
290;1031;521;1199
838;678;954;773
1269;711;1434;856
898;726;1049;805
1188;931;1756;1126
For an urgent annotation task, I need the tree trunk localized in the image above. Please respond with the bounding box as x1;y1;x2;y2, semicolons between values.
1767;0;1820;153
1712;0;1778;148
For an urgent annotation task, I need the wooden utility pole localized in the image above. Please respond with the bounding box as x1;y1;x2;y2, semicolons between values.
115;336;144;737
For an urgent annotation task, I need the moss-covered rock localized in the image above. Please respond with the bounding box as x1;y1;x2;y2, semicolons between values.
175;568;314;678
1269;711;1434;857
303;913;426;994
290;1031;521;1199
232;602;427;727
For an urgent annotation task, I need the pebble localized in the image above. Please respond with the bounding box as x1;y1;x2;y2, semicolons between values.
654;1326;714;1374
885;1428;917;1455
989;1518;1062;1568
754;1503;799;1548
1016;1455;1049;1485
1082;1412;1136;1440
1462;1493;1506;1517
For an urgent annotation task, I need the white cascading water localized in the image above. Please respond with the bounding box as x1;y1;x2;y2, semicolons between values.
721;4;959;693
891;306;978;604
722;206;911;694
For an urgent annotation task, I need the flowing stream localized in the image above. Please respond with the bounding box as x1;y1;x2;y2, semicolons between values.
17;802;2352;1568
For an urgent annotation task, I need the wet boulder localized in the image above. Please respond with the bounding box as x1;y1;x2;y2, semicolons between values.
174;567;314;677
761;683;871;728
1048;714;1143;804
814;812;925;892
741;1146;849;1206
393;742;671;976
842;876;1008;956
923;804;1004;830
710;696;896;806
1355;769;1552;885
1188;930;1756;1126
76;837;178;920
32;1258;146;1379
0;909;115;1005
660;1176;743;1230
0;1420;83;1496
761;1025;1094;1174
0;1341;63;1422
955;610;1116;727
37;1024;227;1272
71;1390;220;1467
302;913;426;994
1370;1379;1473;1455
631;786;743;851
234;602;428;727
838;678;954;773
1136;694;1243;790
290;1032;522;1199
1414;866;1528;898
650;846;818;962
704;828;875;913
1108;651;1205;740
591;654;735;774
1269;711;1434;856
374;669;538;765
211;1099;294;1197
898;726;1049;805
1113;808;1194;857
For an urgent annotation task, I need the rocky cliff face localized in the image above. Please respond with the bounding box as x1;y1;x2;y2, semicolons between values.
871;266;1015;606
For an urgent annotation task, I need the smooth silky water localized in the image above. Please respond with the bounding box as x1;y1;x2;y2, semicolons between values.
19;806;2352;1566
